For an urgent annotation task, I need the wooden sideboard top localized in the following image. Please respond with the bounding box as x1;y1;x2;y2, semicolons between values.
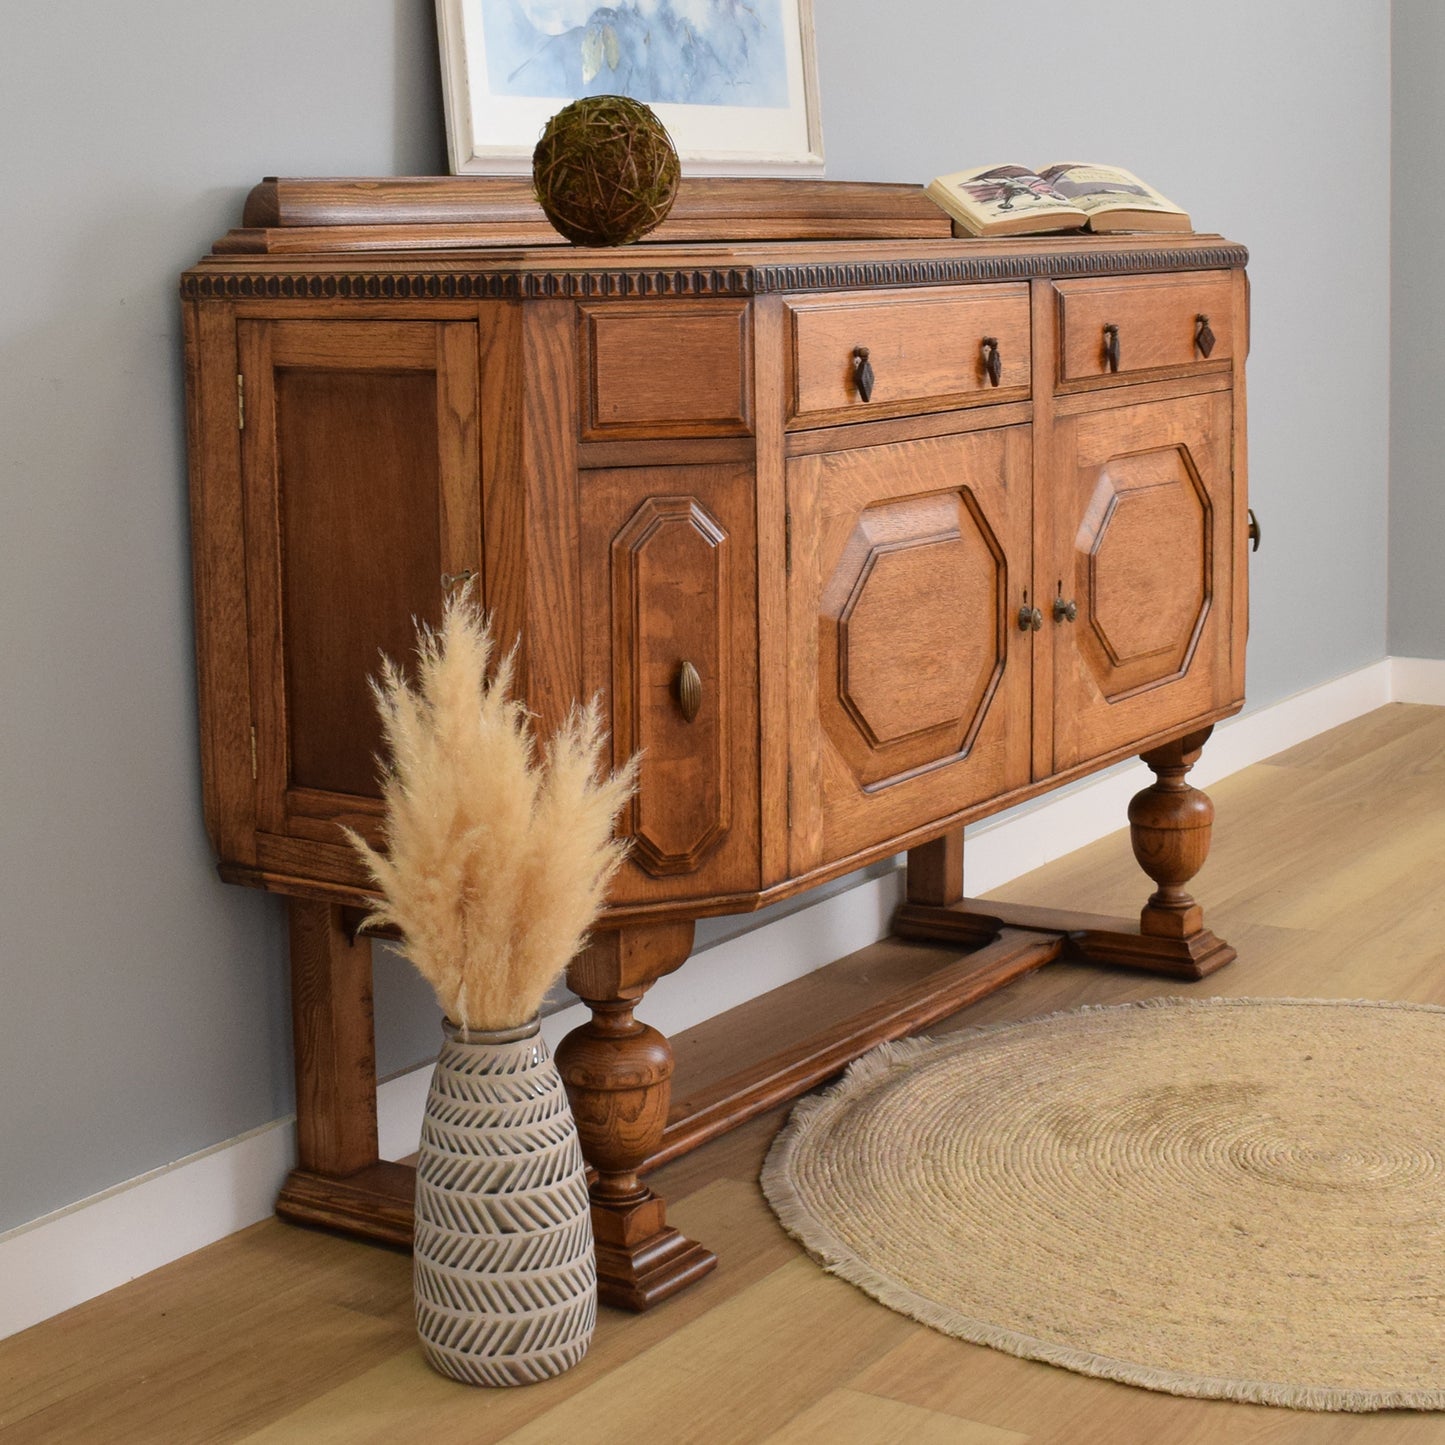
186;176;1247;299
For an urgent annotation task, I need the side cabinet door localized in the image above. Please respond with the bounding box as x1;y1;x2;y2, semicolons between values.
579;464;760;904
788;426;1033;870
1050;390;1236;772
239;319;483;880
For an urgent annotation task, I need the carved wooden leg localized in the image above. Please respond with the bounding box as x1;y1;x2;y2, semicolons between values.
1132;727;1216;939
1118;726;1236;977
893;732;1235;979
557;921;718;1311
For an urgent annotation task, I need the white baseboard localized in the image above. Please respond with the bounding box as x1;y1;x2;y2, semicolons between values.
1392;655;1445;704
3;655;1434;1340
0;1118;296;1341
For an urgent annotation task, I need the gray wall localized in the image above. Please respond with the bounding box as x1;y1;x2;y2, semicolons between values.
1392;1;1445;659
0;1;1392;1234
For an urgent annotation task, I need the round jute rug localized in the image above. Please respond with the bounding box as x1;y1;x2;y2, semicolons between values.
761;997;1445;1412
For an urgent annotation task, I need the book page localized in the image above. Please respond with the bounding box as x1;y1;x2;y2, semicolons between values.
1036;163;1185;216
934;164;1082;225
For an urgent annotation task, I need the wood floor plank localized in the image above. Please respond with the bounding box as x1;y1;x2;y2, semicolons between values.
760;1387;1030;1444
3;705;1443;1443
231;1179;800;1445
490;1261;915;1445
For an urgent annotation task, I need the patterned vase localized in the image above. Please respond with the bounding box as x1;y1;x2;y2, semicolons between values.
413;1017;596;1386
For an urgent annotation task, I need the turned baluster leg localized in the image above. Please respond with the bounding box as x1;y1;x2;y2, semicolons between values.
556;920;717;1311
1129;727;1231;960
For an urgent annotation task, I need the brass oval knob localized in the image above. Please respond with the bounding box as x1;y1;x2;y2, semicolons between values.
852;345;875;403
675;660;703;723
1102;323;1121;373
441;568;477;591
1247;508;1261;553
981;336;1002;387
1017;604;1044;633
1195;313;1217;358
1053;595;1078;624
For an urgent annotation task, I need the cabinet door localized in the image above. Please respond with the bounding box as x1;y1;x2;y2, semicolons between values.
579;464;760;904
239;319;483;868
788;427;1032;869
1049;390;1236;772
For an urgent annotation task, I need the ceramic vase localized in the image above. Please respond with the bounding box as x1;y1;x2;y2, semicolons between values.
413;1017;596;1386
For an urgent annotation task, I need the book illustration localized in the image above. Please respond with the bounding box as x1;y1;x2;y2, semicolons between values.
951;165;1078;219
1036;164;1184;218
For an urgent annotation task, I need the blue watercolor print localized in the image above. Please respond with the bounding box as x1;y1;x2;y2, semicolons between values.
483;1;789;108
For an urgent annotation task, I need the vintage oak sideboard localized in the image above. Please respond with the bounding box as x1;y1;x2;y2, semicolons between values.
182;177;1249;1310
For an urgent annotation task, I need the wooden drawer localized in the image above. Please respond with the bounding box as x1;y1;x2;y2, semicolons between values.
578;300;753;439
1055;272;1234;385
786;285;1030;426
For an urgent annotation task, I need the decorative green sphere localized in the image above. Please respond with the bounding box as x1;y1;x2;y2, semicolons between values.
532;95;681;247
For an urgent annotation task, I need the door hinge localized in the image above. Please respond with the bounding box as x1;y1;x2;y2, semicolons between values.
250;725;258;780
786;765;793;830
236;373;245;430
785;510;793;576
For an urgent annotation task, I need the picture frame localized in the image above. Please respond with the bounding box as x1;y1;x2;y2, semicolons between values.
435;0;824;177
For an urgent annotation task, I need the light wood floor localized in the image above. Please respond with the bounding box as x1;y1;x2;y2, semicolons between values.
5;704;1445;1444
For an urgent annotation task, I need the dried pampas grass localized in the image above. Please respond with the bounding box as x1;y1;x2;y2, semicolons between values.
346;590;637;1033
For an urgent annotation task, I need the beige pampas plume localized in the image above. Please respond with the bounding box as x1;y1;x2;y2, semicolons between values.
346;587;638;1033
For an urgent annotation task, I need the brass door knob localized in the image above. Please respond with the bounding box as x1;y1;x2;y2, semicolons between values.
1053;595;1078;623
1017;604;1044;633
674;660;703;722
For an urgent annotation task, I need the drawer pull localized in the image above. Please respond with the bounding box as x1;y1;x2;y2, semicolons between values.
1102;323;1121;373
675;660;703;723
1195;313;1217;358
981;336;1002;387
1247;508;1261;553
852;345;875;403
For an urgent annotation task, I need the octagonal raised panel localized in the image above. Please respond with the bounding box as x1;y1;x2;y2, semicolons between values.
611;496;731;876
1076;444;1211;701
821;489;1004;788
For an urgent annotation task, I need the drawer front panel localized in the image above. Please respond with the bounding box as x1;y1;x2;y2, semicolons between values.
1056;272;1234;384
578;300;752;439
787;285;1030;426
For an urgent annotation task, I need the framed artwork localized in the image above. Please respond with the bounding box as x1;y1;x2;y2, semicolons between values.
436;0;823;176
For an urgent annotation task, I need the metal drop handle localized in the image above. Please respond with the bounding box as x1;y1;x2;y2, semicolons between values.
1102;323;1121;373
1195;313;1217;358
441;568;477;591
675;660;703;723
852;345;875;403
981;336;1002;387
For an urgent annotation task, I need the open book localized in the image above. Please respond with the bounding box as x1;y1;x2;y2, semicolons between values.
925;163;1190;237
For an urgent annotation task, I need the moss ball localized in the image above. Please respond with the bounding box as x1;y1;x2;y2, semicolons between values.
532;95;681;247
